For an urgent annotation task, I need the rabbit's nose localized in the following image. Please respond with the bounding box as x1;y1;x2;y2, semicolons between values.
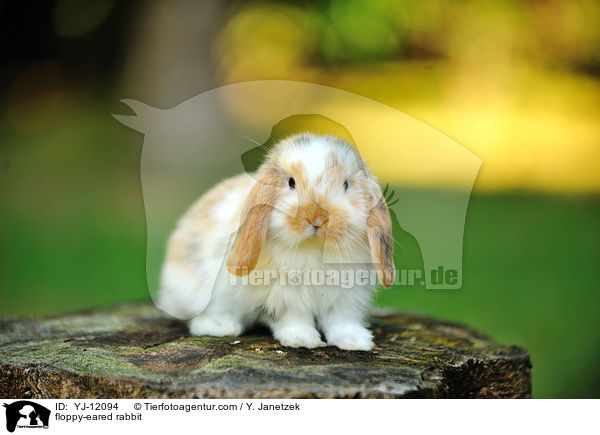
311;217;328;228
307;206;329;228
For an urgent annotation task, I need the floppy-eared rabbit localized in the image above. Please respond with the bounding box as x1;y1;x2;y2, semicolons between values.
158;133;395;350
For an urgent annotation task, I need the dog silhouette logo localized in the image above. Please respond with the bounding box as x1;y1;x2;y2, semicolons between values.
3;401;50;432
113;80;482;311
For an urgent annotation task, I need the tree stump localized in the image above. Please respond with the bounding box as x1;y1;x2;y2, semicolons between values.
0;303;531;398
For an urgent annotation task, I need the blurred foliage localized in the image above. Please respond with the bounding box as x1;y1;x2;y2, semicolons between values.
214;0;600;192
218;0;600;71
54;0;115;38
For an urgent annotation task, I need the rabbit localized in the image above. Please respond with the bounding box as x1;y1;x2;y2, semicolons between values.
157;133;395;350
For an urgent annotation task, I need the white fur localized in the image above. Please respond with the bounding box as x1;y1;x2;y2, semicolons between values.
158;134;384;351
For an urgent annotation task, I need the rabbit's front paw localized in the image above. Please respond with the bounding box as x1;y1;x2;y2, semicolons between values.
274;327;326;349
326;324;374;351
189;314;243;337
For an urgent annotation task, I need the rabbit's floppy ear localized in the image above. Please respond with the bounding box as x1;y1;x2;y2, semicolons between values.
227;170;280;276
366;178;395;288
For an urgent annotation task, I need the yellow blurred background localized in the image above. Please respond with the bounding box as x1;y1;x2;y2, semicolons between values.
211;0;600;192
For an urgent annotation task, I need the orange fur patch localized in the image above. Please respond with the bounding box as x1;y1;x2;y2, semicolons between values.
289;161;308;191
366;181;395;288
227;167;281;275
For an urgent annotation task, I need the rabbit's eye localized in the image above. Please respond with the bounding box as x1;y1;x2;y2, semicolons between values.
288;177;296;189
343;180;349;191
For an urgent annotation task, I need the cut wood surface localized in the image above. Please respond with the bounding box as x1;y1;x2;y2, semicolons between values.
0;303;531;398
